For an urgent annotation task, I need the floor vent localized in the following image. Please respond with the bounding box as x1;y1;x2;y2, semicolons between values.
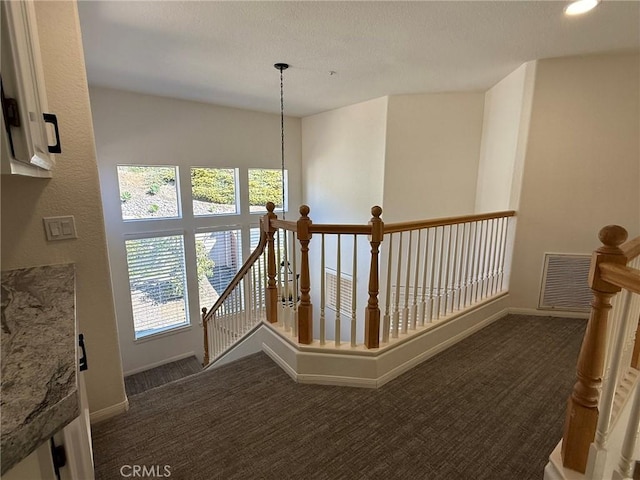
538;253;591;312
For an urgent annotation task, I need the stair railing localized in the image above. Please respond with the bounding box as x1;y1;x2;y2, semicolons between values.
263;203;516;349
562;225;640;477
203;202;517;365
201;218;268;366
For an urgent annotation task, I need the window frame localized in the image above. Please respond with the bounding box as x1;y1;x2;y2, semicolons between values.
116;164;182;222
123;230;191;341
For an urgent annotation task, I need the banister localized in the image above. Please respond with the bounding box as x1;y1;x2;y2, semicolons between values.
202;228;267;324
621;236;640;260
384;210;516;234
204;204;518;364
562;224;632;473
271;219;297;230
599;263;640;295
309;224;373;235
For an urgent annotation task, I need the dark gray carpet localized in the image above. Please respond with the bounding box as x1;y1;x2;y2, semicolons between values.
93;315;585;480
124;356;202;396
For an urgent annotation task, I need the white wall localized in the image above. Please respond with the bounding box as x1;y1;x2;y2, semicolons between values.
1;3;126;413
475;62;536;213
509;52;640;310
89;86;302;373
301;97;388;341
302;96;387;223
383;93;485;222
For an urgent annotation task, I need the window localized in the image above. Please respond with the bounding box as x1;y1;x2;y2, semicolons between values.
117;165;179;220
125;234;189;339
111;165;288;342
196;229;242;311
191;167;238;216
248;168;287;213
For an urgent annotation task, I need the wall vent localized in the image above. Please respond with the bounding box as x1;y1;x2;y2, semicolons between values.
538;253;591;312
325;268;353;316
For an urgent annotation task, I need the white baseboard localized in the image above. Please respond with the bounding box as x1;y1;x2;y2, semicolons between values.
123;351;197;377
262;343;298;382
508;307;589;319
258;298;512;389
90;398;129;424
376;307;509;388
297;373;378;388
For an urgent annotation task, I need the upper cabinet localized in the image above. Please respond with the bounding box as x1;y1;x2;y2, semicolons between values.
1;1;60;178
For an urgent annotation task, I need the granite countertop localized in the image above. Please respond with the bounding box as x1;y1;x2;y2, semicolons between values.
1;264;79;475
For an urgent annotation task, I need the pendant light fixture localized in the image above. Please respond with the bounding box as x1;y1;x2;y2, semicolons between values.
274;62;289;219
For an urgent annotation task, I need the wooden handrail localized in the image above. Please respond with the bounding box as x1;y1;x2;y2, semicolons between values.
271;219;297;230
621;236;640;261
202;227;268;324
600;263;640;295
309;224;373;235
384;210;516;234
272;211;515;237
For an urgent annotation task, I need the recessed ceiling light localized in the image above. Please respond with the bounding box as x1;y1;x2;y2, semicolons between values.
564;0;600;16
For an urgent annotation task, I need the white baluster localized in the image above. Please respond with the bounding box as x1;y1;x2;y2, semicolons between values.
420;228;430;326
613;378;640;480
383;234;393;342
429;227;438;322
292;231;298;337
336;234;342;346
473;220;484;303
351;234;357;347
451;224;460;313
443;225;453;315
489;219;499;295
412;229;422;329
283;229;290;331
463;222;473;308
403;230;412;333
487;218;497;298
456;223;467;310
276;230;283;325
499;218;510;291
393;232;403;337
320;233;326;345
435;226;446;319
477;220;489;301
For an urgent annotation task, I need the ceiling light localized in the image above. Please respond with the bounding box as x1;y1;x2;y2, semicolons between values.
564;0;600;16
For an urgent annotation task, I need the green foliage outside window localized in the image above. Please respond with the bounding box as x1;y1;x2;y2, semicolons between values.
190;168;284;209
191;168;236;205
248;169;283;208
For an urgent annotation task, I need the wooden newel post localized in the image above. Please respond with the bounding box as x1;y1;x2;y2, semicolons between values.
297;205;313;344
263;202;278;324
202;307;209;367
562;225;628;473
365;206;383;349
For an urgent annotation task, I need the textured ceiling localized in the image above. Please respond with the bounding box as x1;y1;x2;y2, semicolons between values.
78;1;640;117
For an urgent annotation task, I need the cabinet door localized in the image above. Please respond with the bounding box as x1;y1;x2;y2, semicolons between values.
1;442;56;480
1;0;54;176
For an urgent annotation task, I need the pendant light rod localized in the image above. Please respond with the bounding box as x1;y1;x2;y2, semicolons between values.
274;63;289;219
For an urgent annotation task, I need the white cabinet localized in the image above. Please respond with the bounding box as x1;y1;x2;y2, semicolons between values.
1;0;60;178
1;373;94;480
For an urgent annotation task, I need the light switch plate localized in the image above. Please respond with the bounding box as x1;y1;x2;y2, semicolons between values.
43;216;77;241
